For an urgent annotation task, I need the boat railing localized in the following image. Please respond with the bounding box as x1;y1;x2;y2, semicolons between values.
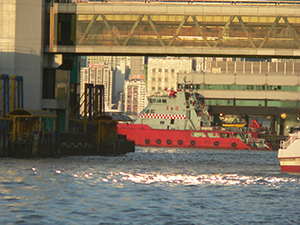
202;126;259;133
280;131;300;149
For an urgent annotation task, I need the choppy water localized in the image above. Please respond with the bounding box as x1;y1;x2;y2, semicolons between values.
0;147;299;225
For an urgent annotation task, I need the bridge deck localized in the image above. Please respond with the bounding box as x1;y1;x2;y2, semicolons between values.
46;2;300;57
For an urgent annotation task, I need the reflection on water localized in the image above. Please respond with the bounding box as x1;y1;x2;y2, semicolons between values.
0;147;299;224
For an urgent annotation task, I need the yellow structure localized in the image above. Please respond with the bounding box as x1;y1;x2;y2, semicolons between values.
6;109;57;148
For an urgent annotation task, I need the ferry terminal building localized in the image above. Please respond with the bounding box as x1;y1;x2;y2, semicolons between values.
177;59;300;136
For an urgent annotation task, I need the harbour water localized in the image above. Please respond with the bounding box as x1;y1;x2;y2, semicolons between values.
1;147;299;224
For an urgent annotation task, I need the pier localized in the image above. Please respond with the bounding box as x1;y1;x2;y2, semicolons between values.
0;75;134;158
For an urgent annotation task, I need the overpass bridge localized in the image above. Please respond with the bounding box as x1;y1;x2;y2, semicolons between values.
46;1;300;58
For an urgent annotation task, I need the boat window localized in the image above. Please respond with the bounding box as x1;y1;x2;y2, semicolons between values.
149;99;152;103
152;99;156;103
220;133;231;138
170;119;174;124
207;133;220;138
145;110;149;113
162;99;167;103
191;132;206;138
150;109;155;114
157;99;161;103
160;121;165;124
232;133;242;140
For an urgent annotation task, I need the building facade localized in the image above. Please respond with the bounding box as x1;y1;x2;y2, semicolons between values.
147;57;193;96
80;66;113;114
130;56;144;75
112;69;125;108
177;59;300;135
0;1;71;131
124;76;147;116
87;56;130;72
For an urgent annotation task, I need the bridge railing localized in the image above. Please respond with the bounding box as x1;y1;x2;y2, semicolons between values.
62;0;300;5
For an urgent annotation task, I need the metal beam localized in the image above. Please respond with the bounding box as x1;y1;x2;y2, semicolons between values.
282;17;300;48
237;16;256;49
100;15;120;46
147;15;165;47
191;16;211;48
168;15;189;47
123;15;144;46
79;15;99;45
214;16;235;47
258;16;281;48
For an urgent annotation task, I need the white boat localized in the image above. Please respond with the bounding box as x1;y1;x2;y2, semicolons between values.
278;126;300;173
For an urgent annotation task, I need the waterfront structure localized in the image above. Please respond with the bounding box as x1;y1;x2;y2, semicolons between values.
147;57;193;96
3;1;300;133
49;2;300;59
177;59;300;135
124;75;147;116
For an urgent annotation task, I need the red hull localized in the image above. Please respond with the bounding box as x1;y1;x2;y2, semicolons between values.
280;165;300;173
118;124;271;150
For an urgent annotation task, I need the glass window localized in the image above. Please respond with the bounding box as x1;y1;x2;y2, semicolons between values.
207;132;220;138
150;109;155;113
43;69;55;99
55;70;68;100
191;132;206;138
220;133;230;138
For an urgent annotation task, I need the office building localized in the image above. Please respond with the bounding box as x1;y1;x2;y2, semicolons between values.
177;59;300;135
147;57;193;96
124;75;147;116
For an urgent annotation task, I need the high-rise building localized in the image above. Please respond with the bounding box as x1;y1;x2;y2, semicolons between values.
124;75;147;116
147;57;193;96
80;65;113;115
130;56;144;75
112;69;125;108
86;56;130;71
